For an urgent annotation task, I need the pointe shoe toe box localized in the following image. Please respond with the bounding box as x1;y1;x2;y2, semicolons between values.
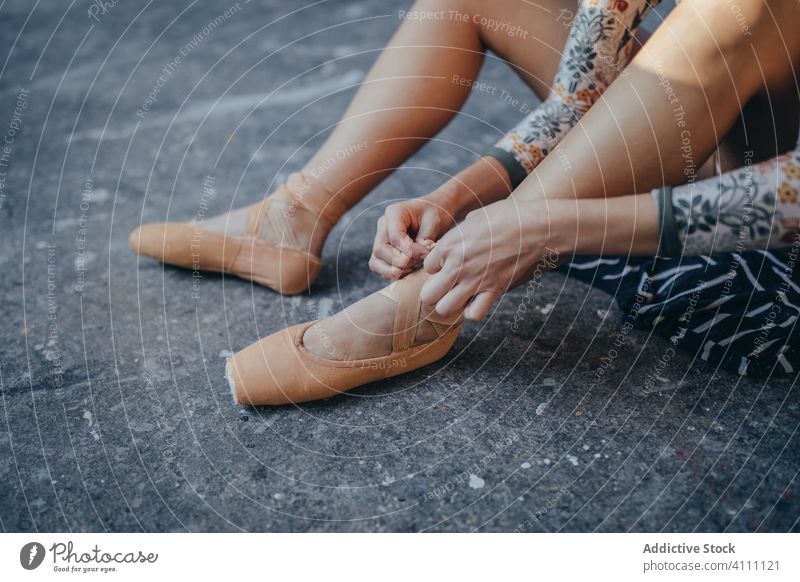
129;222;216;269
129;222;320;294
227;324;339;406
227;319;461;406
129;222;266;273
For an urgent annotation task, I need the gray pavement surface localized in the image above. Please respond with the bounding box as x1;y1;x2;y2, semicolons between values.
1;0;798;532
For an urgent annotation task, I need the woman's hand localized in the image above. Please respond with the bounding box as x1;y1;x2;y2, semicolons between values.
369;156;514;281
421;198;564;321
369;196;458;281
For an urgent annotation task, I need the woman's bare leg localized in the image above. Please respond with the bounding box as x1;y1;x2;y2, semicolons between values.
303;0;574;208
296;0;577;359
514;0;800;203
203;0;573;263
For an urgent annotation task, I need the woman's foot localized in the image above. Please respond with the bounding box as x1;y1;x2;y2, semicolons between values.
302;279;447;361
226;269;463;405
201;171;341;258
128;173;348;294
201;194;326;258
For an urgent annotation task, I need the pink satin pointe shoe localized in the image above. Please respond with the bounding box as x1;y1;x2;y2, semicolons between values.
226;269;463;405
128;173;347;294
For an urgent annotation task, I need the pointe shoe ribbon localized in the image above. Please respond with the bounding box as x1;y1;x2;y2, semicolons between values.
245;173;347;242
128;173;348;295
226;269;463;406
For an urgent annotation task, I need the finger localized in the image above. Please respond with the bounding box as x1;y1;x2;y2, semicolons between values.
374;217;413;269
417;238;436;252
374;217;389;245
393;246;414;269
434;283;477;318
385;206;415;257
423;243;444;274
373;242;413;270
408;241;431;261
416;211;441;244
412;214;443;260
372;221;407;274
420;267;459;306
369;255;406;281
464;290;498;321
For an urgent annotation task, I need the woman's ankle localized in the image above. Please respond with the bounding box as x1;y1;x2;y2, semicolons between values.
283;172;350;255
303;292;396;360
302;270;450;362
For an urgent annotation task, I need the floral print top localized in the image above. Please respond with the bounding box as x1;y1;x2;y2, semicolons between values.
668;148;800;256
487;0;661;186
485;0;799;257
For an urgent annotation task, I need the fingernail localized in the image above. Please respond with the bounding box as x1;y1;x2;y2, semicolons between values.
419;283;431;303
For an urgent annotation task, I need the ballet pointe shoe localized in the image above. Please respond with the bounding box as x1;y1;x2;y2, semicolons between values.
226;269;463;406
128;173;348;295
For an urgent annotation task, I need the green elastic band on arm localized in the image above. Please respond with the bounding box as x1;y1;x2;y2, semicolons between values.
485;147;529;190
653;185;681;258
